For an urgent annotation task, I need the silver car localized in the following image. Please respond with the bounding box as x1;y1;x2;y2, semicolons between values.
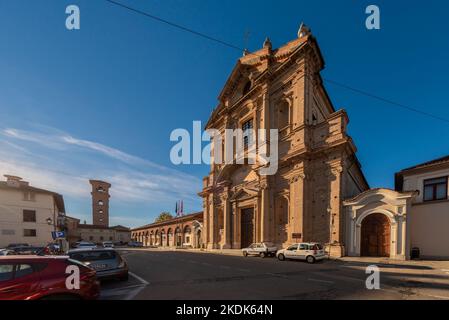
276;243;326;263
68;248;128;281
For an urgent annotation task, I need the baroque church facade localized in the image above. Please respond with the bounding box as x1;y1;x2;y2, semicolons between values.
199;25;369;257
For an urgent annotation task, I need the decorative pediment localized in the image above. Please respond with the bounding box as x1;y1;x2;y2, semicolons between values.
230;187;259;202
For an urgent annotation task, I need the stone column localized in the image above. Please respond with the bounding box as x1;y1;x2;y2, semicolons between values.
222;191;232;249
401;215;407;259
207;194;218;249
288;170;305;243
260;181;269;242
232;201;240;248
203;197;209;246
329;165;344;258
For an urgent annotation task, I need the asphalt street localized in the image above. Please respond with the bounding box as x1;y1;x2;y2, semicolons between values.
99;249;449;300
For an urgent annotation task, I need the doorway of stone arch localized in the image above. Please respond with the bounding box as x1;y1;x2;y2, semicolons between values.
361;213;391;257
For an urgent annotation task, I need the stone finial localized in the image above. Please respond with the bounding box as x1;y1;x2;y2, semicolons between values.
243;49;250;56
263;37;272;50
298;22;311;38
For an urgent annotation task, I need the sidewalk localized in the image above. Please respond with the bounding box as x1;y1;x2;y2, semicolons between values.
125;246;449;269
336;256;449;270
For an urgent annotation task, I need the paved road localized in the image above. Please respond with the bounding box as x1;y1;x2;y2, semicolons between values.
100;249;449;300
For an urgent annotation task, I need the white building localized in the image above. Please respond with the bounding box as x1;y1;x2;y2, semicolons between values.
396;156;449;259
343;155;449;260
0;175;65;248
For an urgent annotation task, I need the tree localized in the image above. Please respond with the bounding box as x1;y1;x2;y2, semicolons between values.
155;212;173;223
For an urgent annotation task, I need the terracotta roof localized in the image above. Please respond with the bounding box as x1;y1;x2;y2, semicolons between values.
0;181;65;213
399;155;449;173
132;212;203;231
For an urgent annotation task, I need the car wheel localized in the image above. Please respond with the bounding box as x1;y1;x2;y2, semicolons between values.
243;251;248;257
277;253;285;261
259;252;266;258
306;256;316;264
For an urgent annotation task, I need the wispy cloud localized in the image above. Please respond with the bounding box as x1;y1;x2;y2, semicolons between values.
0;126;202;227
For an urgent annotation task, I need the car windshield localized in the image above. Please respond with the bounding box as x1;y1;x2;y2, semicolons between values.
79;243;95;247
70;251;117;262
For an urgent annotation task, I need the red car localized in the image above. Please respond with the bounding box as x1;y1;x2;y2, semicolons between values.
0;255;100;300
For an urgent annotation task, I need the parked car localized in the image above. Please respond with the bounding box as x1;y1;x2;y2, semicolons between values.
276;243;326;263
74;242;97;249
102;241;114;248
0;255;100;300
68;249;128;281
128;241;143;248
11;246;44;255
6;243;30;249
242;242;278;258
0;249;14;256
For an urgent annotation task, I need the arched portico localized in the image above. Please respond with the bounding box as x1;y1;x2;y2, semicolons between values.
344;189;417;260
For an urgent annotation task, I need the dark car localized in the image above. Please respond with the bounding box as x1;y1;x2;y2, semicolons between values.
68;249;128;281
11;246;45;255
0;256;100;300
6;244;30;249
128;241;143;248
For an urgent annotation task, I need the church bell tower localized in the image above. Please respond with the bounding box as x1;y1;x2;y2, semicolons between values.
90;180;111;227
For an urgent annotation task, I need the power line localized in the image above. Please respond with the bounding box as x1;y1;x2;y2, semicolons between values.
104;0;244;52
322;78;449;124
103;0;449;125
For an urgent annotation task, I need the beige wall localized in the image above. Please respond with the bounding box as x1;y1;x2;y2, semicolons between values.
409;202;449;258
75;227;131;245
402;167;449;258
0;189;58;247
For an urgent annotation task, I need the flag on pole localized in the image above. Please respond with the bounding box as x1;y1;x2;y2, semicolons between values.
175;201;178;216
180;200;183;216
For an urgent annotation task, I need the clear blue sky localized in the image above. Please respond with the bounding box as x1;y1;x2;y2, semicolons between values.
0;0;448;227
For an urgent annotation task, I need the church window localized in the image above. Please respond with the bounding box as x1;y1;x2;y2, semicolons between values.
242;119;253;147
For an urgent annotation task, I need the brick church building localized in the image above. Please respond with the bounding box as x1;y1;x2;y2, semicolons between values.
199;24;369;257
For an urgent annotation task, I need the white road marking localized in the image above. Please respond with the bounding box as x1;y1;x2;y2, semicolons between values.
129;271;150;285
308;278;335;284
124;285;146;301
100;284;145;297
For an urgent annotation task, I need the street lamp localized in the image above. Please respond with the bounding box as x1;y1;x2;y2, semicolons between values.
46;217;53;225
